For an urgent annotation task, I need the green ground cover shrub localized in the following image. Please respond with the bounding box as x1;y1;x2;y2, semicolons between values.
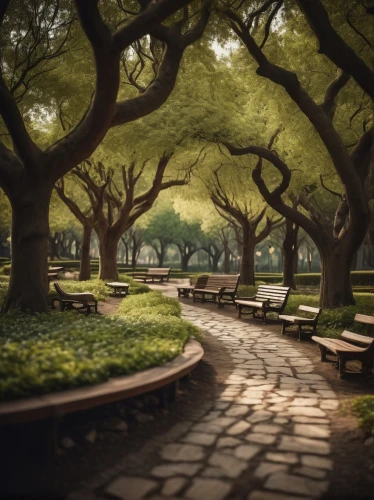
0;308;199;402
0;282;8;307
117;291;182;318
351;396;374;433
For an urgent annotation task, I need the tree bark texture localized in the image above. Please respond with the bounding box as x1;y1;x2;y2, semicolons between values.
3;187;52;312
240;227;256;286
79;225;92;281
282;220;299;289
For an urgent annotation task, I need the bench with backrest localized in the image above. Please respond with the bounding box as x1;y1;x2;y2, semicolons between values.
192;274;240;307
52;283;98;315
279;305;322;341
312;314;374;377
177;275;209;298
235;285;291;324
132;268;171;283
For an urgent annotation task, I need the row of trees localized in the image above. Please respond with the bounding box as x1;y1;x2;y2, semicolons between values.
0;0;373;311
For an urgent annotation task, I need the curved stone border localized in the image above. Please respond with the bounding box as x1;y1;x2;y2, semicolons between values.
0;339;203;425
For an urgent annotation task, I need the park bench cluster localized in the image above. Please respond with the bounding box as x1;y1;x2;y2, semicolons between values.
178;279;374;378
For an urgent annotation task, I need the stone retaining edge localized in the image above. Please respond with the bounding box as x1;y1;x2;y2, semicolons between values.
0;339;204;425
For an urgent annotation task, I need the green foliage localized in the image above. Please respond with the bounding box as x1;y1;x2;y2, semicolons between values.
117;291;182;319
351;396;374;433
0;282;8;307
0;309;198;402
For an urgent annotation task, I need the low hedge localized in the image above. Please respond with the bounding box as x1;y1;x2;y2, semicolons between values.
0;310;199;402
117;291;182;318
295;271;374;286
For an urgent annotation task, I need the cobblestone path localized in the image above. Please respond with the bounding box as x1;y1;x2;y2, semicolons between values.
69;300;338;500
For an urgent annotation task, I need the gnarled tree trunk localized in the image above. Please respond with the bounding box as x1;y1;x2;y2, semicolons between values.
97;232;119;281
282;219;299;289
4;188;52;312
240;227;255;286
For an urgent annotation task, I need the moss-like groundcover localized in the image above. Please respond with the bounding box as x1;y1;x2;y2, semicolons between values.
351;396;374;433
0;291;200;402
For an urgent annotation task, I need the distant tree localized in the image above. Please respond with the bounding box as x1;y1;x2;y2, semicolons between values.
56;152;193;281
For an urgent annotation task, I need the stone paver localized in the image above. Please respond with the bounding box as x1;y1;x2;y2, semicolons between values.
68;283;337;500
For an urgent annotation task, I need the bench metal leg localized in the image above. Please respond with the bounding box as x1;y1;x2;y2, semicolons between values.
318;344;327;362
338;358;346;378
298;325;302;341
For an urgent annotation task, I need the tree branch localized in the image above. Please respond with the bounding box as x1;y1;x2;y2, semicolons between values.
295;0;374;99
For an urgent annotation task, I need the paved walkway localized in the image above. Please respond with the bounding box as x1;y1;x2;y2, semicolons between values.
68;286;338;500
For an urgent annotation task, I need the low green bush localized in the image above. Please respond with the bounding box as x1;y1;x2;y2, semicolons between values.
0;310;199;401
0;282;8;307
117;291;182;318
295;271;374;286
351;396;374;433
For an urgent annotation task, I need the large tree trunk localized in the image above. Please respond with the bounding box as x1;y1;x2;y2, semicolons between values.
4;191;51;312
181;252;189;272
320;242;355;308
240;227;255;285
98;232;119;281
282;220;299;289
79;225;92;281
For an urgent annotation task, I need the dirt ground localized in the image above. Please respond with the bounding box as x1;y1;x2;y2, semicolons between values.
1;295;374;500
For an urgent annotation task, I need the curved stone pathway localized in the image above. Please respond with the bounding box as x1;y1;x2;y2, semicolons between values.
68;297;338;500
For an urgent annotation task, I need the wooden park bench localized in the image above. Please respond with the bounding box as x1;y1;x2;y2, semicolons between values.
177;275;209;298
131;268;171;283
192;274;240;308
279;305;322;341
52;283;98;315
235;285;291;324
312;314;374;377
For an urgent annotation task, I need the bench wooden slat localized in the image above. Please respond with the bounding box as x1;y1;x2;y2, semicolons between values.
341;330;373;345
354;314;374;325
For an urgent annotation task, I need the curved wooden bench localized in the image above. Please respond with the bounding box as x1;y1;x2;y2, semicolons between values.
0;339;203;426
